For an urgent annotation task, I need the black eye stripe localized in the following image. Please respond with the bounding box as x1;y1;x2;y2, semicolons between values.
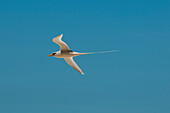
52;53;56;55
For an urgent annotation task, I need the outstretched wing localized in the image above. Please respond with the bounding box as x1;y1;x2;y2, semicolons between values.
64;57;84;75
53;34;70;50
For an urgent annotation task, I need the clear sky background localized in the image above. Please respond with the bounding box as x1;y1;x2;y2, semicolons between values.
0;0;170;113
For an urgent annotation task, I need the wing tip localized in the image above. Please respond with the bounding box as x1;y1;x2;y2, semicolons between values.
60;34;63;37
53;34;63;39
81;72;85;75
52;34;64;42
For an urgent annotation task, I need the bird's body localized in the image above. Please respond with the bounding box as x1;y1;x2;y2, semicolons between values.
52;50;86;58
48;34;117;75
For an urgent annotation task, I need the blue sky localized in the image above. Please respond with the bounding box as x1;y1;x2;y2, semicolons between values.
0;0;170;113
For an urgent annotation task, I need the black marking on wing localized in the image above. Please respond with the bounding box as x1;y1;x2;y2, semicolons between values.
61;50;73;53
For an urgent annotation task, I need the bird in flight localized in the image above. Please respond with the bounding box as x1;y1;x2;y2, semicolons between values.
48;34;118;75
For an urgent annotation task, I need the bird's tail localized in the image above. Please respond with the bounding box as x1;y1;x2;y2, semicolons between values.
78;50;120;55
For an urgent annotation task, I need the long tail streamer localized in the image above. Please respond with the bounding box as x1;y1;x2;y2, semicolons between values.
80;50;120;55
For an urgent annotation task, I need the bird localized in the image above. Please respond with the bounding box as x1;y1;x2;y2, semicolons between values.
48;34;118;75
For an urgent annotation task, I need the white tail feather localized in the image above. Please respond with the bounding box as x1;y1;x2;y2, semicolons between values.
79;50;120;55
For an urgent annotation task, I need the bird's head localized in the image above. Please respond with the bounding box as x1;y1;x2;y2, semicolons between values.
48;52;56;57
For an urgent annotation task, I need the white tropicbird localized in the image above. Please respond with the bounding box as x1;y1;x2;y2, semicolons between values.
48;34;118;75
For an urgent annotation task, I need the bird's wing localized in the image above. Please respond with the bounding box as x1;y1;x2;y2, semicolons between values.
64;57;84;75
52;34;70;50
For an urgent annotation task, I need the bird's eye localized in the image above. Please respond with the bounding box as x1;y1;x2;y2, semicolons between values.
52;53;56;55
